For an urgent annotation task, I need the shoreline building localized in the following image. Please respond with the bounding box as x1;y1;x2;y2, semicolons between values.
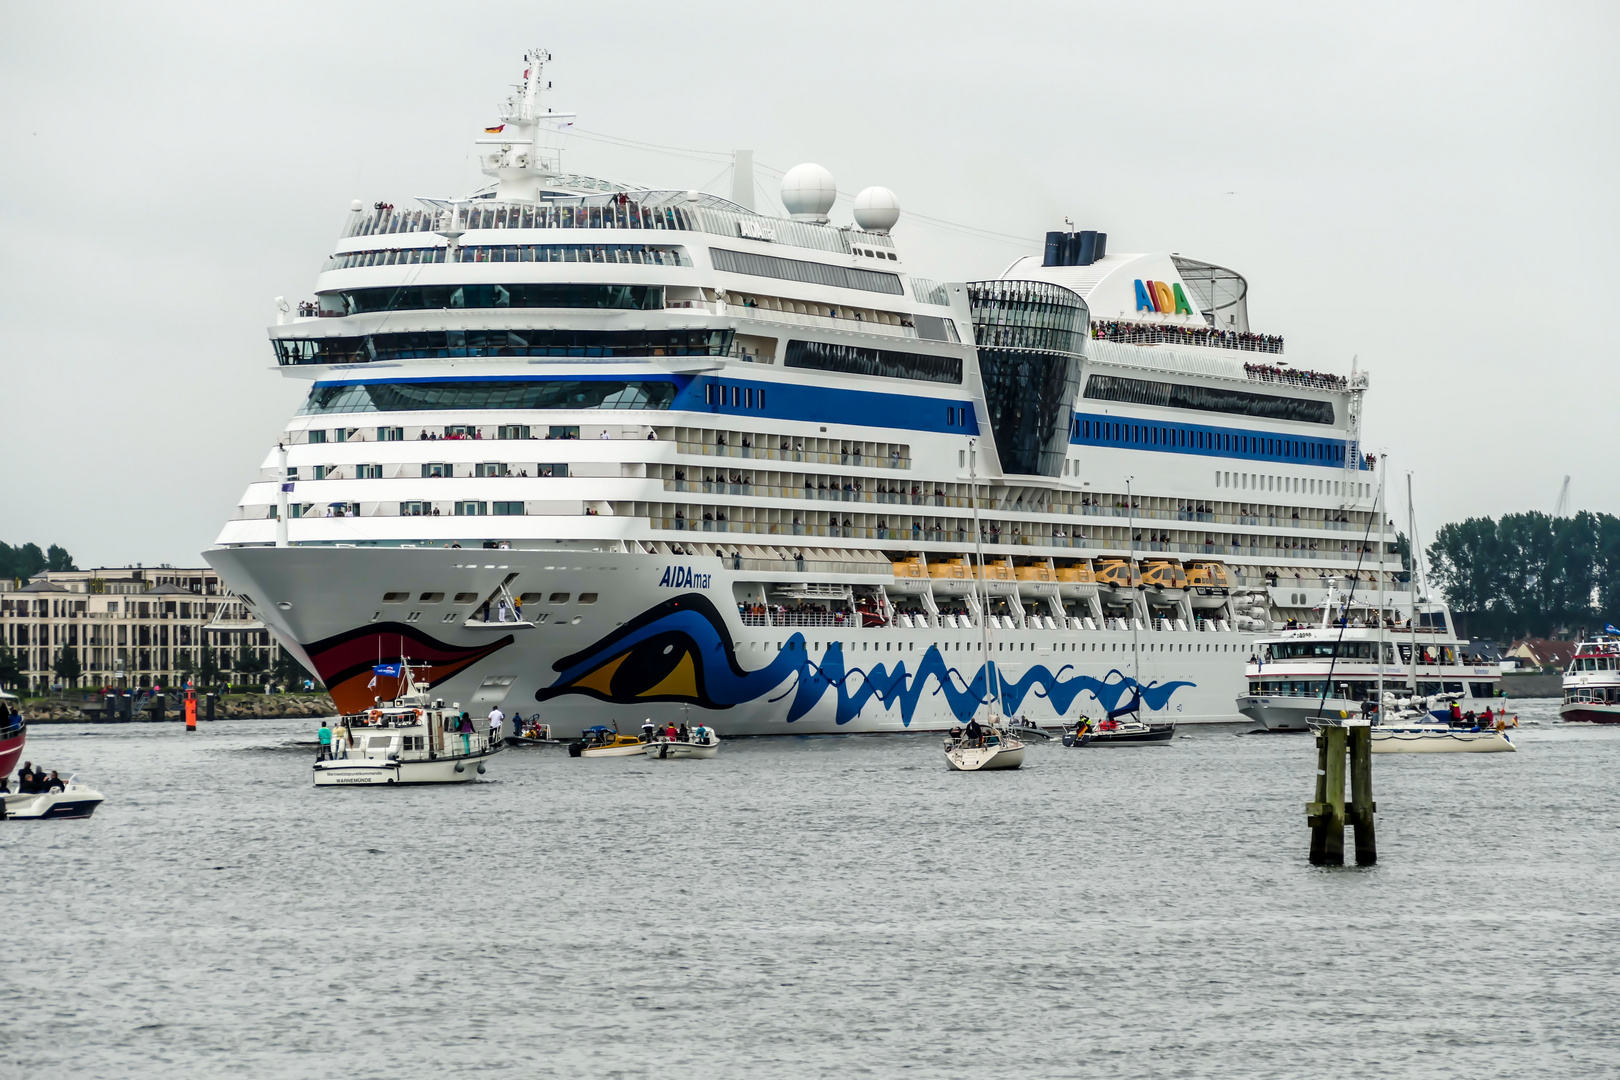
0;567;280;693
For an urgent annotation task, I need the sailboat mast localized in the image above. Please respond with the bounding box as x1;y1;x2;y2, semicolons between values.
1376;459;1387;713
967;438;998;715
1127;476;1140;699
1407;472;1419;695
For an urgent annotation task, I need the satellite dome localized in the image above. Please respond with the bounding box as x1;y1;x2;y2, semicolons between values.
781;163;837;222
852;186;900;233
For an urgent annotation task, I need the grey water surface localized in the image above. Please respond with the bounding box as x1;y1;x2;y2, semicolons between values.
3;700;1616;1079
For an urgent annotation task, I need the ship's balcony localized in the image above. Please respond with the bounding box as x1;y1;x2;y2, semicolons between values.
666;299;920;341
674;442;911;471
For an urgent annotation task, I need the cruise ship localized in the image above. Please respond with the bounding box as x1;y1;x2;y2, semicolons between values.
206;51;1409;734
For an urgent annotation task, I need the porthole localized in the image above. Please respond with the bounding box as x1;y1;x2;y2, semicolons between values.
549;592;570;604
454;592;478;604
383;592;408;603
419;592;444;603
578;593;598;604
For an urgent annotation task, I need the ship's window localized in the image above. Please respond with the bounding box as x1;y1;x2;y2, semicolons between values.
578;593;598;604
710;247;904;295
300;380;683;415
784;340;962;384
278;329;732;368
378;426;404;441
454;501;487;516
332;283;665;315
382;592;408;603
493;502;524;516
418;592;444;603
519;592;544;604
549;592;570;604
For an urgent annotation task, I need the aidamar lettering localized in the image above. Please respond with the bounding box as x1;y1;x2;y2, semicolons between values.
657;565;712;589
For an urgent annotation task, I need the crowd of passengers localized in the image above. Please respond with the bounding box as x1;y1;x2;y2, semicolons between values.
1090;320;1286;355
1241;361;1347;389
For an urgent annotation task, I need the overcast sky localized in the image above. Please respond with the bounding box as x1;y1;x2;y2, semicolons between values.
2;1;1615;568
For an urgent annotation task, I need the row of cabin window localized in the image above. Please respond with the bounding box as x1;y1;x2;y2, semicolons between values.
1078;419;1344;463
705;383;766;410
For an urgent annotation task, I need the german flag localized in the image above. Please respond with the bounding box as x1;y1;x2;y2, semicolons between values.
484;124;505;134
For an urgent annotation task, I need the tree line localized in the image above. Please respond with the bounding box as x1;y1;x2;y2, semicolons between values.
1;541;77;581
1427;511;1620;640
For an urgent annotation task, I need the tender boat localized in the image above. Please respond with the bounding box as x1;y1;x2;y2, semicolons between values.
645;724;721;759
569;725;650;757
313;662;501;785
4;774;106;820
1560;633;1620;724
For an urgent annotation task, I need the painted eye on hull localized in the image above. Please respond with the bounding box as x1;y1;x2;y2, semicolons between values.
541;631;704;704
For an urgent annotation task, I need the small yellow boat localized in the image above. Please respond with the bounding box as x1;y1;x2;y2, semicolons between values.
568;725;648;758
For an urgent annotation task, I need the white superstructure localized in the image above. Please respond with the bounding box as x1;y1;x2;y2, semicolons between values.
207;51;1414;734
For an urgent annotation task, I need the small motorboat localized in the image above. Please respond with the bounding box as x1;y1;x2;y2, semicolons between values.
944;716;1026;771
4;774;105;820
568;725;649;758
504;721;561;746
1005;715;1052;742
645;724;721;759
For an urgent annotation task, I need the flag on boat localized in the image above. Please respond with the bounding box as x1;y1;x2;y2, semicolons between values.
372;663;402;677
485;124;505;134
1606;623;1620;635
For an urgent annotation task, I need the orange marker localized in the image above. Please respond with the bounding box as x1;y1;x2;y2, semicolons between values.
185;688;198;731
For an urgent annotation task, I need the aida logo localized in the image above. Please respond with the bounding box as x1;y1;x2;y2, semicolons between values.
658;565;712;589
1135;279;1194;316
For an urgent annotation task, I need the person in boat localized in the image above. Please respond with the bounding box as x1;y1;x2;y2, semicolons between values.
964;717;984;745
317;721;332;761
641;719;656;742
678;722;689;741
44;771;63;793
664;723;678;741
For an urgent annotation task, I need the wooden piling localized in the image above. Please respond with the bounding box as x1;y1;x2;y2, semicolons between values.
1349;724;1376;865
1306;719;1376;866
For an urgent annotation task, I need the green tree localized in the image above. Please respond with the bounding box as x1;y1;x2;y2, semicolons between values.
271;646;310;687
198;646;221;687
237;645;265;675
0;642;22;689
45;544;78;572
52;645;82;686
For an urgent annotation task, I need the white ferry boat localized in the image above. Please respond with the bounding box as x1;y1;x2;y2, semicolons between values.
1239;597;1501;731
206;50;1407;736
1560;633;1620;723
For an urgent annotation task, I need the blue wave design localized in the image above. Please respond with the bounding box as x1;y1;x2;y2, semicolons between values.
544;600;1195;726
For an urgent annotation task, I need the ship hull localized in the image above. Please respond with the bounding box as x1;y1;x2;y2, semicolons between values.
206;546;1253;736
1559;701;1620;724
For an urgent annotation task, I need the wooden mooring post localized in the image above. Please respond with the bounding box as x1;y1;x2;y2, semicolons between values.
1307;718;1376;865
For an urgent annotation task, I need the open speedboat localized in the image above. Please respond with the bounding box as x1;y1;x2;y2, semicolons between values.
645;725;721;759
568;725;648;758
4;775;105;820
1064;692;1176;746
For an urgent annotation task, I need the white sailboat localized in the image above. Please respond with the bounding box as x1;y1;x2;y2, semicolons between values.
944;438;1026;771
